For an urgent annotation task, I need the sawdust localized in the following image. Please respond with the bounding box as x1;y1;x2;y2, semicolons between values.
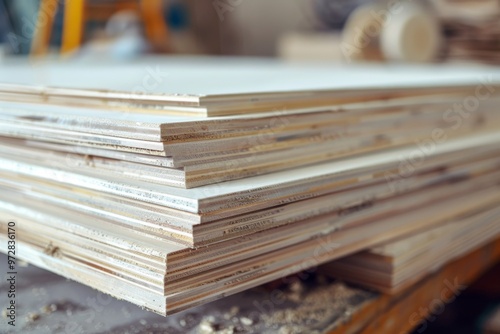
286;279;305;303
198;316;217;333
179;312;200;330
197;314;245;334
41;303;58;314
43;242;60;257
240;317;253;326
190;274;375;333
25;313;40;323
260;276;374;333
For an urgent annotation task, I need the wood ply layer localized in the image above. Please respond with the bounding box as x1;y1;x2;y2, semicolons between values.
0;168;498;285
2;186;499;315
1;93;497;189
0;94;493;142
2;100;496;155
2;58;500;316
0;131;499;217
1;58;500;116
1;127;496;189
1;147;499;248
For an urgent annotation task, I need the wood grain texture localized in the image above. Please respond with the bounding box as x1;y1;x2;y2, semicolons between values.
1;59;500;317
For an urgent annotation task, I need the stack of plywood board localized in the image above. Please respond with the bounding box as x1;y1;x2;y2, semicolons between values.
443;19;500;64
321;209;500;293
0;58;500;315
431;0;500;63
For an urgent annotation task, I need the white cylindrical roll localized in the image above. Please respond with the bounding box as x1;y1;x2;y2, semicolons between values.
342;3;385;62
381;4;443;62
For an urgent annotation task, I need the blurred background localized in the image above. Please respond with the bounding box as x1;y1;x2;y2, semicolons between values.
0;0;499;64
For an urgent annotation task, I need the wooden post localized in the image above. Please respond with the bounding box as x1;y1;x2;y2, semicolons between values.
61;0;85;54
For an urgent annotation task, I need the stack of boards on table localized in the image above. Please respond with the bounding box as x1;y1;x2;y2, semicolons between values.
430;0;500;63
321;207;500;293
1;58;500;315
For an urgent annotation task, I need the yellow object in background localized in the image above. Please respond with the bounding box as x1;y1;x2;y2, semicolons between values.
30;0;170;57
61;0;84;54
